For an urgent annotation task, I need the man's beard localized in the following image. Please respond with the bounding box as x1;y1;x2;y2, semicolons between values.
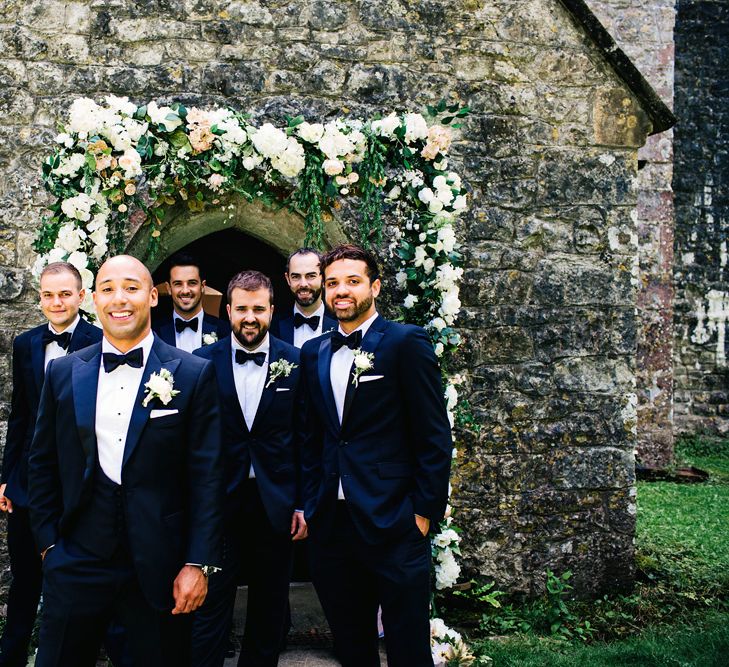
294;285;322;308
331;293;373;322
233;321;268;349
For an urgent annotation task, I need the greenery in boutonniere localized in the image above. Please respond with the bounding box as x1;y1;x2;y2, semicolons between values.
265;359;297;388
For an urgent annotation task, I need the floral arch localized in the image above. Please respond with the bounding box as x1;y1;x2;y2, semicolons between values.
32;95;472;663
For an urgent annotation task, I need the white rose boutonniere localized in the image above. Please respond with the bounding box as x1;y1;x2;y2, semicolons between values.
265;359;298;388
142;368;180;407
352;349;375;387
202;332;218;346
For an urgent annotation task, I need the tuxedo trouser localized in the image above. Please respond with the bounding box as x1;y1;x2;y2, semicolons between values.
0;507;42;667
191;480;293;667
36;538;190;667
308;502;434;667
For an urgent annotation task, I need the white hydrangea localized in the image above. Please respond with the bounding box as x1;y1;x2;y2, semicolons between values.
318;123;355;159
53;153;86;177
61;193;95;222
296;121;325;144
251;123;288;159
270;136;306;178
105;94;137;116
147;102;183;132
403;113;428;143
56;224;86;253
371;112;400;138
435;548;461;590
66;250;89;272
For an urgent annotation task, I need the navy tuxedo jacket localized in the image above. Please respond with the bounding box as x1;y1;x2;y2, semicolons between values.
2;318;102;507
270;310;337;347
27;335;224;610
194;335;301;534
299;316;452;544
153;311;229;348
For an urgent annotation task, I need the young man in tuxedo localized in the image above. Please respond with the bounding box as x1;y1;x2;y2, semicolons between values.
299;244;453;667
192;270;306;667
153;252;228;351
270;248;336;347
0;262;101;667
28;255;224;667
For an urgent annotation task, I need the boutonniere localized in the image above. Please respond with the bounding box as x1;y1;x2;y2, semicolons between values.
265;359;298;388
352;349;375;387
142;368;180;407
202;332;218;346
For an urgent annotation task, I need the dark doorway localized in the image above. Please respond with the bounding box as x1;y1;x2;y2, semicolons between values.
151;228;293;321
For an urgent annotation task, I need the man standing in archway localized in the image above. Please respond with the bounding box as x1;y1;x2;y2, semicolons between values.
154;252;228;351
271;248;336;347
299;244;452;667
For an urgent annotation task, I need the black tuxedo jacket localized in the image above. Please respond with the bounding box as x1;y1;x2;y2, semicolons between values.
2;318;102;508
270;309;337;347
153;311;229;348
28;335;224;610
194;335;301;533
299;315;452;545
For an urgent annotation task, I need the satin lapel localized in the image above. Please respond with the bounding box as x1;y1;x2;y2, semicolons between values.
69;321;94;353
215;339;247;433
341;323;385;428
317;336;339;431
122;344;181;468
30;330;46;395
157;320;176;346
250;339;281;432
202;314;216;336
71;349;102;461
322;314;337;335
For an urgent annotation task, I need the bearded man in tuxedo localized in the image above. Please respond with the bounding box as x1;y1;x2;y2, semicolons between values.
0;262;101;667
299;244;453;667
28;255;224;667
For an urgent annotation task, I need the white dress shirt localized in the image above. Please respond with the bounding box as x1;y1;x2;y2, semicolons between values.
231;333;270;478
95;331;155;485
173;310;204;353
44;314;81;370
330;311;379;499
292;302;325;349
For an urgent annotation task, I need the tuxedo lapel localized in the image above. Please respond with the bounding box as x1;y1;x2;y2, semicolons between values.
202;314;216;336
341;318;385;428
157;319;176;346
322;313;337;335
250;338;282;432
30;329;46;395
122;340;181;468
71;346;102;460
69;319;94;353
317;336;340;431
214;337;247;431
280;317;294;345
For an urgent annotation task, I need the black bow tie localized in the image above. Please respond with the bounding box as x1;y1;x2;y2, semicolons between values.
102;347;144;373
235;349;266;366
293;313;320;330
42;329;72;350
330;330;363;352
175;317;199;333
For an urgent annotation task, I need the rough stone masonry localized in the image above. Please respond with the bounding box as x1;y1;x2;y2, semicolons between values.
0;0;673;597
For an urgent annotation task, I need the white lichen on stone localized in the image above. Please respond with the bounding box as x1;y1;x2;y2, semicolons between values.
682;251;695;265
691;290;729;365
599;153;616;166
620;392;638;435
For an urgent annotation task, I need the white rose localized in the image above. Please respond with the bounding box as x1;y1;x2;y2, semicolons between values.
430;618;449;639
270;137;306;177
322;158;344;176
428;199;444;213
147;101;183;132
395;270;407;288
61;193;95;221
105;94;137;116
435;342;445;358
53;152;86;177
452;194;467;211
146;374;173;403
447;172;462;189
251;123;288;158
79;268;95;290
48;247;66;263
437;227;457;253
433;175;448;190
418;187;434;204
386;185;401;200
296;121;324;144
353;353;372;371
422;257;435;274
122;118;149;143
403;113;428;143
55;133;74;148
118;148;142;178
413;245;428;267
319;125;355;159
56;224;86;253
80;290;95;315
66;251;88;272
154;141;169;157
431;317;447;332
371;112;400;138
242;154;263;170
434;158;448;170
403;294;418;309
218;119;247;145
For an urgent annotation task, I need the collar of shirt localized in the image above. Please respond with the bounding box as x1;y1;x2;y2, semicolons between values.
231;332;270;359
293;302;325;319
101;329;155;367
335;311;379;347
47;313;81;336
173;309;204;327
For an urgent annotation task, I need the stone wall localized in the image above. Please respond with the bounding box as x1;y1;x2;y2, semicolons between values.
587;0;676;466
0;0;658;596
672;0;729;436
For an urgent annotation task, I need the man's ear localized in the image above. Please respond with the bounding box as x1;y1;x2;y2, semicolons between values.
371;278;381;299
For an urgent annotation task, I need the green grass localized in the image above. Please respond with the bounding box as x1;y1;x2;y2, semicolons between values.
459;436;729;666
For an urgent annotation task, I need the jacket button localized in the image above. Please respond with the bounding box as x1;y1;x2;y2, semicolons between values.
340;440;348;447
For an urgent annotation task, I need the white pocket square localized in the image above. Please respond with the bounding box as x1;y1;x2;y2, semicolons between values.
275;387;291;392
150;409;179;418
359;374;384;383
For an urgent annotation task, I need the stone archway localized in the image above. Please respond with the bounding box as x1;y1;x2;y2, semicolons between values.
125;197;348;274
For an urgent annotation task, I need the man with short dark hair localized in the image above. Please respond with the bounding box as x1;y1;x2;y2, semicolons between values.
0;261;102;667
270;248;336;347
28;255;223;667
192;270;305;667
153;252;228;351
299;243;453;667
